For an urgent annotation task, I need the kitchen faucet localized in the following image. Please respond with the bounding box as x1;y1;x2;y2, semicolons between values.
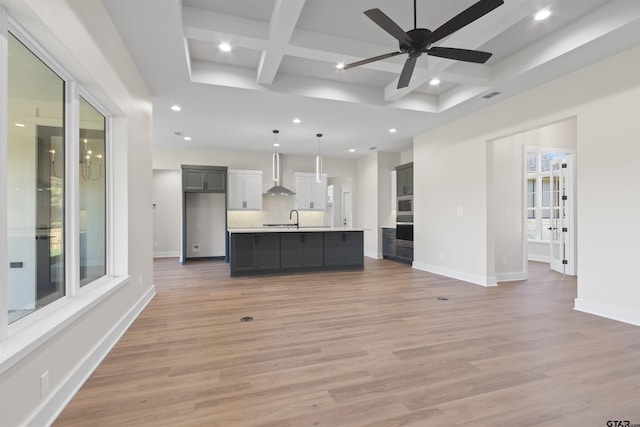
289;209;299;229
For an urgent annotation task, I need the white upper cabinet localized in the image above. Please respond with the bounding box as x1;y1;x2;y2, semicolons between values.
294;172;327;210
228;169;263;210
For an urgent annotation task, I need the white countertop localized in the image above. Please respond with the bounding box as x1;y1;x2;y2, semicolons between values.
228;226;367;234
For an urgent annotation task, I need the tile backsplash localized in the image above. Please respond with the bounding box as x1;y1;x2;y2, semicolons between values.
227;195;325;227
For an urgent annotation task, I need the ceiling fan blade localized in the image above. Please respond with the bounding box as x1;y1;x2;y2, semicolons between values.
429;0;504;44
342;51;403;70
364;9;412;44
397;56;417;89
427;46;492;63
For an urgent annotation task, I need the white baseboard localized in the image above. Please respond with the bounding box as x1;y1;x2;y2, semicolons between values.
413;262;498;287
528;254;550;263
495;272;527;282
29;286;156;427
153;251;180;258
365;251;382;259
574;298;640;326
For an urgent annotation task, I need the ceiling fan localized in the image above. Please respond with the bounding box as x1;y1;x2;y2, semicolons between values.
342;0;504;89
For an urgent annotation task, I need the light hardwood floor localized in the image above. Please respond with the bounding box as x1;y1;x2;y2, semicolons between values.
54;259;640;426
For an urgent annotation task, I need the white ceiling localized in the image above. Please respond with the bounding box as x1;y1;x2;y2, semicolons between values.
101;0;639;158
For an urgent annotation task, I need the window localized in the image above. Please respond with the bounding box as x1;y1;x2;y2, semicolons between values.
3;27;111;328
7;32;66;323
526;151;564;242
79;97;106;286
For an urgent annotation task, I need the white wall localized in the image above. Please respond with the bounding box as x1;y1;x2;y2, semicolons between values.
185;193;226;258
377;152;400;230
357;152;378;257
356;151;401;258
152;170;181;257
0;1;154;426
414;46;640;325
400;148;413;164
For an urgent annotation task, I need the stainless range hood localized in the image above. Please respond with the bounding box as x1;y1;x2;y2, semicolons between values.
264;153;295;196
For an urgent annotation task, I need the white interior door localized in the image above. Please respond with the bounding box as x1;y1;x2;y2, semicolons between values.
549;155;576;274
342;191;352;227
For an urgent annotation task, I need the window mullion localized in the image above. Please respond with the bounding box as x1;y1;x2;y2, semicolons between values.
0;7;9;339
66;82;80;297
535;175;541;240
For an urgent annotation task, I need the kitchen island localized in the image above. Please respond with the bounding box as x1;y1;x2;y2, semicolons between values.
228;227;364;276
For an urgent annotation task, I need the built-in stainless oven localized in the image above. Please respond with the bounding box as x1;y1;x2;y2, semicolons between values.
396;195;413;262
396;222;413;248
395;221;413;263
397;195;413;216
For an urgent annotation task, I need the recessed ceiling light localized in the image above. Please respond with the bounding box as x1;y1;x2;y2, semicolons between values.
336;63;345;70
534;9;551;20
219;42;232;52
184;136;191;141
389;128;397;133
170;105;181;111
273;143;280;147
293;118;301;124
430;78;441;86
349;148;355;153
15;123;25;127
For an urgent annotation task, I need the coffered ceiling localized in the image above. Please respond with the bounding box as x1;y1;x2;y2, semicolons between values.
102;0;639;158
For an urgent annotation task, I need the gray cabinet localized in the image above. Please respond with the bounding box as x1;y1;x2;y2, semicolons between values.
281;233;324;269
396;162;413;196
182;166;226;192
396;245;414;263
382;228;397;259
324;232;364;267
230;231;363;275
231;233;280;272
181;165;228;264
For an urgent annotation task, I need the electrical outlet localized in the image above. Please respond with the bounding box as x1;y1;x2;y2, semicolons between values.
457;206;464;216
503;256;508;265
192;244;200;253
40;371;49;398
440;252;445;260
154;241;158;247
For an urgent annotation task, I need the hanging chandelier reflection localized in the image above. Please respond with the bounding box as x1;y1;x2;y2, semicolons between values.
49;148;62;178
80;138;102;181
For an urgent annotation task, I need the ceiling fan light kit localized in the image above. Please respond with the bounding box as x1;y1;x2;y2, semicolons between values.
342;0;504;89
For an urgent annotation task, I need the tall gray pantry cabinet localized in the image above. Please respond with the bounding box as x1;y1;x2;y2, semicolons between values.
181;165;228;263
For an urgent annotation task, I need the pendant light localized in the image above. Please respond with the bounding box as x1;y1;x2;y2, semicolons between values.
264;130;295;196
272;130;280;183
316;133;323;183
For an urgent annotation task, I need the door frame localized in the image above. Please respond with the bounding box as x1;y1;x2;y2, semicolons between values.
522;146;577;278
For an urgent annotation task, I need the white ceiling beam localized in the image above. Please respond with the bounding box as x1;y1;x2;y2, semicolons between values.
184;8;489;87
494;0;640;81
257;0;306;85
182;7;269;50
440;62;493;86
190;60;438;113
438;0;640;113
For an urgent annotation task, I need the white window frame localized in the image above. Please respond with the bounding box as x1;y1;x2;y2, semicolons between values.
524;146;575;243
0;9;128;374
